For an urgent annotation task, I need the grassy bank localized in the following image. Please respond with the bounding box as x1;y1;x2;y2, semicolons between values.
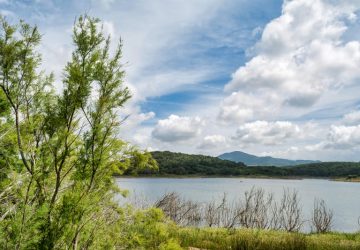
118;208;360;249
171;228;360;250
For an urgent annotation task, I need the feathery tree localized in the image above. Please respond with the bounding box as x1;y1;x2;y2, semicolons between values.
0;15;156;249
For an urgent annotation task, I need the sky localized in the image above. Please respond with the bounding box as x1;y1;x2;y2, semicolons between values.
2;0;360;161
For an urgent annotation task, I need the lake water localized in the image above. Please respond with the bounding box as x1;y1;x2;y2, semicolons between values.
115;177;360;232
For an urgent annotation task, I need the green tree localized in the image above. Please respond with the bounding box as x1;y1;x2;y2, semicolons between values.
0;15;156;249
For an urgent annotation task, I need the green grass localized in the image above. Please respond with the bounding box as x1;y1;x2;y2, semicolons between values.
169;228;360;250
119;208;360;249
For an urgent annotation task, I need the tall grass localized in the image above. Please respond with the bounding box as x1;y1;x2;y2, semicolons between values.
122;188;360;249
172;228;360;250
118;206;360;249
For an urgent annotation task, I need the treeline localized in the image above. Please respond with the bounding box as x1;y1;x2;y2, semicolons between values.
129;151;360;178
287;162;360;177
135;151;246;175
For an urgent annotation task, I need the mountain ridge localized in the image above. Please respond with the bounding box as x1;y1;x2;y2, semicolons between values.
218;151;320;166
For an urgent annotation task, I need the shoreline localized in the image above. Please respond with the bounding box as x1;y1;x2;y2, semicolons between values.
115;175;360;183
117;175;320;180
116;174;304;179
333;177;360;183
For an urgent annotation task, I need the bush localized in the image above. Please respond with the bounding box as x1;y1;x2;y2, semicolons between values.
116;207;181;249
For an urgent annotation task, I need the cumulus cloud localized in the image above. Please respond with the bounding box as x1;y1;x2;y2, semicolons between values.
306;124;360;151
218;91;280;123
125;111;155;127
307;111;360;151
232;121;301;145
152;115;204;142
325;125;360;149
198;135;226;149
119;83;156;129
220;0;360;124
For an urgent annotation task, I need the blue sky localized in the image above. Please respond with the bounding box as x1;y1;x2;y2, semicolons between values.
2;0;360;161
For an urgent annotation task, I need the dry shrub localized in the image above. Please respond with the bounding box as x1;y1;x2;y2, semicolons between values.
311;199;333;233
278;189;304;232
155;192;201;226
144;187;336;234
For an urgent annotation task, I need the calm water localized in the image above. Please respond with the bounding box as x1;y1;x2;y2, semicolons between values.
115;177;360;232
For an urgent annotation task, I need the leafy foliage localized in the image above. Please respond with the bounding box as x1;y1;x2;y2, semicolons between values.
117;207;182;249
0;15;156;249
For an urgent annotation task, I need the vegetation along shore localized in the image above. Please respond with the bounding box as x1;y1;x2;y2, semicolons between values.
123;151;360;182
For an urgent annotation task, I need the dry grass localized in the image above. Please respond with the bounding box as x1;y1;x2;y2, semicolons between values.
171;228;360;250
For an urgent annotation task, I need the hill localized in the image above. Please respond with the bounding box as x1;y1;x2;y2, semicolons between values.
286;161;360;177
143;151;247;176
128;151;360;178
218;151;319;166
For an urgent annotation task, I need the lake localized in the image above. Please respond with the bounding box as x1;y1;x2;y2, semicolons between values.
115;177;360;232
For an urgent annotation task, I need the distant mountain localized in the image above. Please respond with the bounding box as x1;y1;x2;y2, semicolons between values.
218;151;320;166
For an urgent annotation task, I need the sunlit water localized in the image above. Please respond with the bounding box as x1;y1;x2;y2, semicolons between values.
115;177;360;232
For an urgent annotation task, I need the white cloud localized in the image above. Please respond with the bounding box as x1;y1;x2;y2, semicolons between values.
152;115;204;142
198;134;226;149
0;9;14;17
93;0;115;9
133;132;152;148
306;124;360;151
326;125;360;149
342;110;360;125
220;0;360;124
96;0;226;99
218;91;280;123
232;121;301;145
125;111;155;127
132;68;215;99
259;146;300;158
102;20;116;38
118;99;155;135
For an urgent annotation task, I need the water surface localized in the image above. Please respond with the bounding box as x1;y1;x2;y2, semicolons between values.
116;177;360;232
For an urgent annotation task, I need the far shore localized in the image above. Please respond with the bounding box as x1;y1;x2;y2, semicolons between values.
333;177;360;183
116;174;303;179
115;175;360;183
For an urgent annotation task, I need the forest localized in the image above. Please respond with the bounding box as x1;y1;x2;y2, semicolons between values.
129;151;360;178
